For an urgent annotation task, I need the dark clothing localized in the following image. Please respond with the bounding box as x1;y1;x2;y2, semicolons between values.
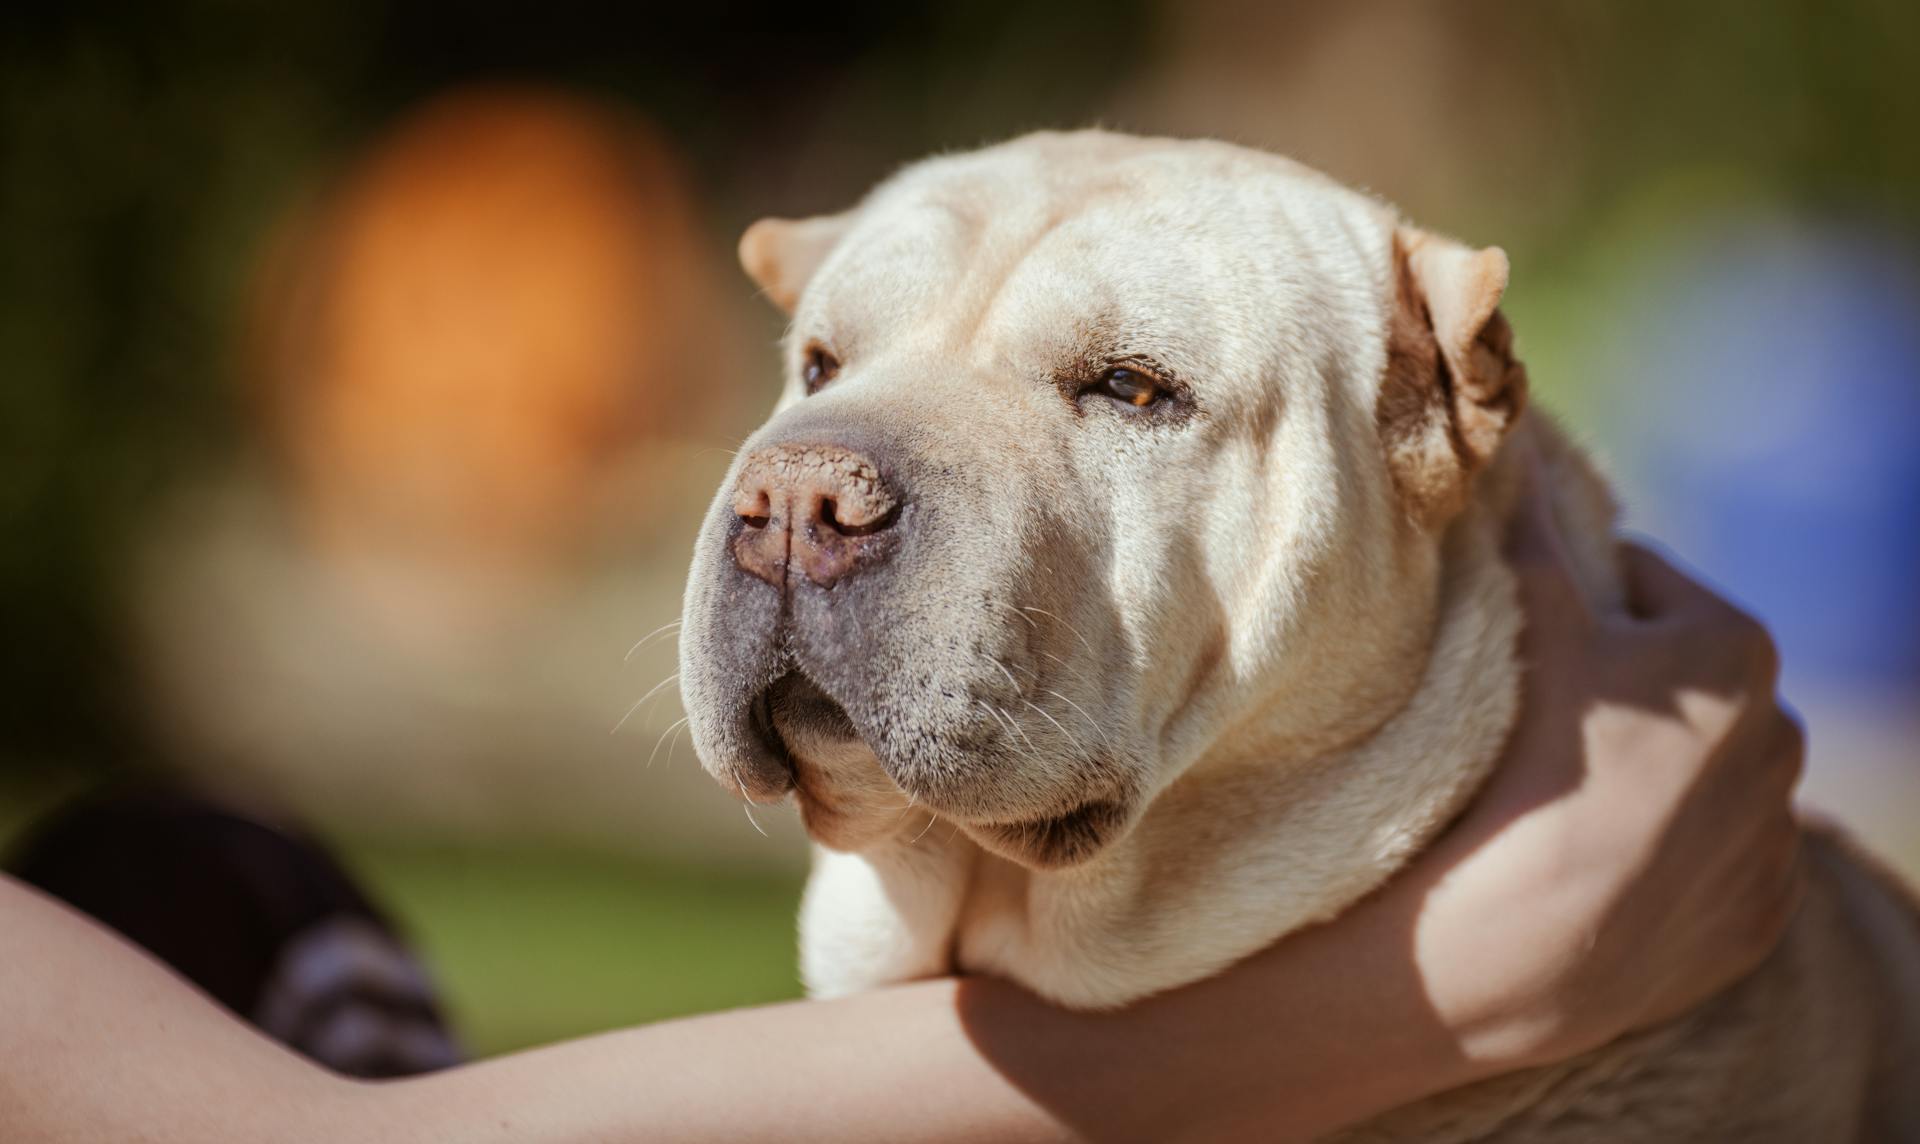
8;787;460;1078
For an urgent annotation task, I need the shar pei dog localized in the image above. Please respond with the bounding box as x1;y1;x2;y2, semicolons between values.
678;130;1920;1141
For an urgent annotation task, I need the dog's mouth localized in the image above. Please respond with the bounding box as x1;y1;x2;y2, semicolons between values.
747;669;927;850
729;658;1133;864
740;668;876;804
751;670;861;763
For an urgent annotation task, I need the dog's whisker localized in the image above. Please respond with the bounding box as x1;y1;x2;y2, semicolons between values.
990;659;1023;695
981;702;1014;741
908;810;939;846
1022;697;1087;758
992;703;1044;759
1035;649;1087;686
982;704;1034;760
1011;651;1096;698
612;672;681;734
1042;688;1101;736
1021;606;1099;661
647;716;690;768
623;620;683;663
743;802;769;837
1030;651;1101;708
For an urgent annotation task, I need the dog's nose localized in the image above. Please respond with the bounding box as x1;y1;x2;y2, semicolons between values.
731;443;901;587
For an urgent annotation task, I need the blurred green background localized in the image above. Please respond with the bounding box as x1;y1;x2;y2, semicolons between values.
4;0;1917;1056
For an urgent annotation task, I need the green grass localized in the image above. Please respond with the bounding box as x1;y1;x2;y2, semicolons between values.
338;841;806;1057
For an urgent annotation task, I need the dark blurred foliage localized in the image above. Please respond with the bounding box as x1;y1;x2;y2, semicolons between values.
4;0;1918;779
1542;1;1920;225
0;0;1149;777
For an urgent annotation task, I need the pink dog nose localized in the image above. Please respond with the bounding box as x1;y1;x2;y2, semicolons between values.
731;444;900;588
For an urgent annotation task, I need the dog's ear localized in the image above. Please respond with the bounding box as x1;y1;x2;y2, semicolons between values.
1378;226;1529;526
738;213;853;314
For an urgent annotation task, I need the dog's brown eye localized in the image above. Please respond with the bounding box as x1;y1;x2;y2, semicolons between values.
803;346;841;394
1096;367;1161;407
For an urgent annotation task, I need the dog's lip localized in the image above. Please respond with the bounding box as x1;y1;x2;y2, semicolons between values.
751;669;863;759
968;796;1130;869
978;795;1120;832
746;683;790;768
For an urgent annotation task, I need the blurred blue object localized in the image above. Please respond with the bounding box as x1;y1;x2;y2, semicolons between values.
1606;217;1920;693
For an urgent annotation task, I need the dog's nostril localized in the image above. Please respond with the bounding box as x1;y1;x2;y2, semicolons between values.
837;503;898;537
737;492;772;530
818;495;899;538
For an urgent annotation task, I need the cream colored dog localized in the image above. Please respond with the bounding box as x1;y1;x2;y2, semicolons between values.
679;131;1920;1139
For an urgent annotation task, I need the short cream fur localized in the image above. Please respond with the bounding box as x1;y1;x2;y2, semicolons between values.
680;131;1920;1140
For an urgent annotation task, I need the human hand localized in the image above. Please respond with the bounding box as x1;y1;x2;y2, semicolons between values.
1396;446;1806;1071
941;449;1812;1144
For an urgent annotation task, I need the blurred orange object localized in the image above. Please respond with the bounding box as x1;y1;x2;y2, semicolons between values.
251;88;727;580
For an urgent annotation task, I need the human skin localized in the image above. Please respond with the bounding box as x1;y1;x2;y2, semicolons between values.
0;460;1804;1143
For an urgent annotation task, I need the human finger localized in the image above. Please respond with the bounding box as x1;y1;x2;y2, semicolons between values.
1617;540;1750;628
1504;445;1595;641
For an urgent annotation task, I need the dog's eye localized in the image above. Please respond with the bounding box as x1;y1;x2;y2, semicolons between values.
802;345;841;394
1092;367;1163;408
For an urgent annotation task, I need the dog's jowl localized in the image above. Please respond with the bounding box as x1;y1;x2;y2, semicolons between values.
678;130;1920;1140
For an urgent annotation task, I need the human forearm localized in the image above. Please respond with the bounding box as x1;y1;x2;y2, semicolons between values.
0;868;1472;1144
365;980;1074;1144
0;876;361;1144
364;914;1481;1144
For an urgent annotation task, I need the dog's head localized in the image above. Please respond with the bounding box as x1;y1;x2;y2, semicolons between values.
679;131;1525;867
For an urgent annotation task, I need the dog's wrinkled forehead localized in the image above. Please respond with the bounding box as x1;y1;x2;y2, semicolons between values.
785;133;1395;403
688;132;1530;869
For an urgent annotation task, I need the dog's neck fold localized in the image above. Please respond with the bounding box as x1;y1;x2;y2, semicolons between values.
951;460;1531;1007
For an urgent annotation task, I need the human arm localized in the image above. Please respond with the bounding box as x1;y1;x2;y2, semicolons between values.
0;869;1488;1144
0;458;1804;1143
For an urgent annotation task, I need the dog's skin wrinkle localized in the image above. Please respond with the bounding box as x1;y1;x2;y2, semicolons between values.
679;130;1920;1139
954;207;1070;352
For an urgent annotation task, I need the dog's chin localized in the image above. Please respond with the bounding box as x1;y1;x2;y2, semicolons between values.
965;799;1131;869
753;672;910;851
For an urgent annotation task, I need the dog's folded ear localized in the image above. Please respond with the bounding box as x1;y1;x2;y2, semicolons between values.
738;213;854;314
1378;226;1529;527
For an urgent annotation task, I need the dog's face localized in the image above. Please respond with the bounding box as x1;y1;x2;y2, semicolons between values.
680;131;1523;867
